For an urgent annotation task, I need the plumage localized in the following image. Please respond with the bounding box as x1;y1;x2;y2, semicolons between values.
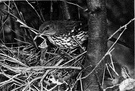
39;21;87;49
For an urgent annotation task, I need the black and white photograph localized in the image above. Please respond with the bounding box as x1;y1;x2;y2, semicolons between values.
0;0;134;91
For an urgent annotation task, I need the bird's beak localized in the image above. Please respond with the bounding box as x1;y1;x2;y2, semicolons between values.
34;30;55;40
34;27;56;40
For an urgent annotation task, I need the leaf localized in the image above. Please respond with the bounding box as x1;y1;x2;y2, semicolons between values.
38;39;48;49
119;78;135;91
49;75;63;85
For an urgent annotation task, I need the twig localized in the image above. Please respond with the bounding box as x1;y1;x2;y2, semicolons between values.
12;1;23;20
12;66;81;73
28;66;81;70
108;18;135;40
11;85;25;91
80;47;114;80
79;73;84;91
3;2;12;10
0;53;28;67
72;36;85;51
66;1;87;11
1;9;39;34
101;64;106;88
21;76;42;91
80;18;135;80
103;84;119;91
61;51;87;66
106;64;114;79
26;0;43;22
14;38;31;45
0;73;21;87
108;63;119;76
109;53;116;74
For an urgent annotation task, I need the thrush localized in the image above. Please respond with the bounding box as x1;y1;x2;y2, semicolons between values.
38;20;87;49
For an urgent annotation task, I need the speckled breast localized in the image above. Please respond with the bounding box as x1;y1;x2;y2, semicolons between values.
49;31;87;49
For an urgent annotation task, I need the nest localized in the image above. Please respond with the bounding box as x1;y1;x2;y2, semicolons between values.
0;20;87;91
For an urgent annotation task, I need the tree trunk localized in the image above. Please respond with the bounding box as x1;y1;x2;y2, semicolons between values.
82;0;107;91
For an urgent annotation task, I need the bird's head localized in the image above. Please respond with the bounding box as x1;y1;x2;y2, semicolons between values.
38;21;79;37
39;22;57;36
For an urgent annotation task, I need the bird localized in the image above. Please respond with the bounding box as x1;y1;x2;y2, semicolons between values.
38;20;88;49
